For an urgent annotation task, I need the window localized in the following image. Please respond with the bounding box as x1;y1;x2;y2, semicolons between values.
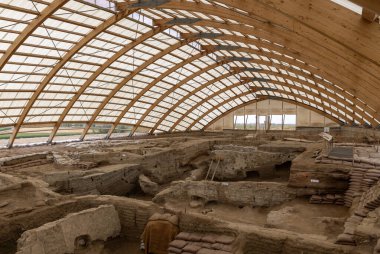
233;115;245;129
270;115;283;130
246;115;256;129
283;114;296;130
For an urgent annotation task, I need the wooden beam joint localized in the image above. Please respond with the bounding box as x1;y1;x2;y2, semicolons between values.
362;8;379;23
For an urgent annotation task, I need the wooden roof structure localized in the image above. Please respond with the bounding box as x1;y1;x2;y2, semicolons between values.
0;0;379;147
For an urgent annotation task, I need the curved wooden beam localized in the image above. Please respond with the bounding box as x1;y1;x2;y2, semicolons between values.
113;30;377;135
32;10;136;142
155;1;379;104
349;0;380;13
137;60;366;135
45;23;172;144
171;79;356;132
8;8;139;148
78;38;196;141
203;97;343;130
110;33;375;137
104;50;212;139
125;61;237;136
186;90;349;131
212;0;379;76
102;4;378;139
0;0;68;72
5;0;379;147
166;76;362;133
204;34;379;107
156;67;364;134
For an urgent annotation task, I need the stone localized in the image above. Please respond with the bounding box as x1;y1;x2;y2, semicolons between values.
55;164;140;195
335;234;356;246
0;201;9;208
215;235;235;245
189;200;204;208
197;248;232;254
189;168;205;181
374;238;380;254
170;239;188;249
266;207;296;228
183;244;202;253
139;174;159;195
168;246;182;254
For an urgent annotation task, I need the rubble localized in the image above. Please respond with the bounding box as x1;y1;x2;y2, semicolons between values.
139;174;159;195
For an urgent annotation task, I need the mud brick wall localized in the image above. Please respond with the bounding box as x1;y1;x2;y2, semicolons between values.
177;212;353;254
211;149;296;180
83;196;163;241
154;181;316;207
178;212;237;237
0;152;50;167
59;164;140;195
0;199;94;248
243;231;285;254
289;146;350;192
141;140;213;184
0;152;51;171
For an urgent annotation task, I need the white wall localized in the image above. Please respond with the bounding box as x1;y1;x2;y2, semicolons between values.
206;99;339;131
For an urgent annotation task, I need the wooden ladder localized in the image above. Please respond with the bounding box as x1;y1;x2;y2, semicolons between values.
205;158;220;181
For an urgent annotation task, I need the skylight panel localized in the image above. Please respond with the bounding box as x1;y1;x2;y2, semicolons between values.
331;0;362;14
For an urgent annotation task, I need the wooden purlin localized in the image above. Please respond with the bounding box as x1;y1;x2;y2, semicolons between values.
86;1;380;140
188;90;348;132
78;39;193;141
163;68;364;133
0;0;69;72
5;0;70;148
168;79;358;133
3;0;380;147
44;9;137;144
203;97;344;130
46;20;171;144
105;50;212;139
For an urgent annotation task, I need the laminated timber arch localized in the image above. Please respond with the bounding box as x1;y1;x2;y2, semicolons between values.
131;63;361;136
164;78;359;133
186;91;348;131
0;0;69;71
151;1;380;105
80;27;377;139
0;0;379;148
151;77;357;134
203;97;344;131
107;33;377;137
133;56;369;136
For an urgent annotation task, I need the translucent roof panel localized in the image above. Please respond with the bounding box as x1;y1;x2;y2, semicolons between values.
0;0;378;147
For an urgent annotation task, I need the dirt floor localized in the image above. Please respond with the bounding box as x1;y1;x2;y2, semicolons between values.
102;238;141;254
1;136;375;253
165;198;349;241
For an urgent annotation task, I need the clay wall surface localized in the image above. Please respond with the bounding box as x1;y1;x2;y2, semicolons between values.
16;205;120;254
153;180;316;207
289;144;350;192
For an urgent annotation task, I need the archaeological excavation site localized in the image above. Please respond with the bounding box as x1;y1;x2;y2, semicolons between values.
0;0;379;253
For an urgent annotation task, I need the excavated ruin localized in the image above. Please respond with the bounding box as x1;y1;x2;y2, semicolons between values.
1;128;380;254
